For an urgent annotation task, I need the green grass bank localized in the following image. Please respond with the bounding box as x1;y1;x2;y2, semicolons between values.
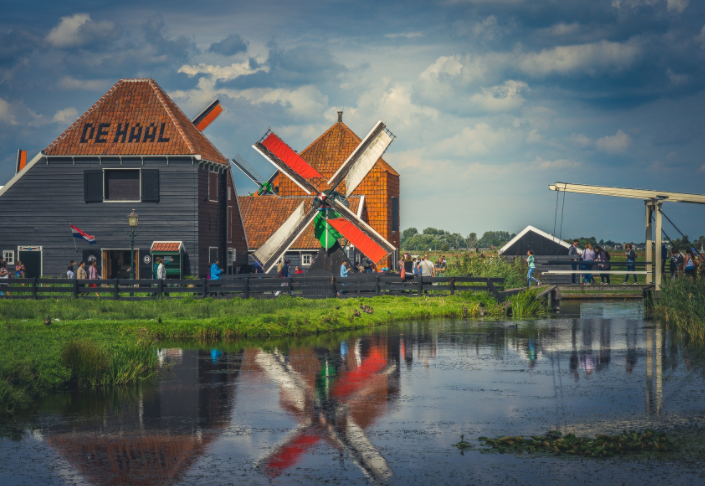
0;289;547;416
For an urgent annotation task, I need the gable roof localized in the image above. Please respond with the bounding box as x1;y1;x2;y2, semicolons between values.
299;121;399;178
498;225;573;255
44;79;227;164
238;195;362;250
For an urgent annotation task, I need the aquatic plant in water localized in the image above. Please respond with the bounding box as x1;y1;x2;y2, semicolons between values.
474;430;676;458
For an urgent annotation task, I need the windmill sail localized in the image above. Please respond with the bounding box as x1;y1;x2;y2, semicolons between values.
231;154;265;187
254;136;319;195
329;121;393;197
253;201;318;272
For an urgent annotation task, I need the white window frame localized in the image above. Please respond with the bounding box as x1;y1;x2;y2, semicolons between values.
17;246;43;277
302;254;312;266
103;168;142;203
2;250;14;265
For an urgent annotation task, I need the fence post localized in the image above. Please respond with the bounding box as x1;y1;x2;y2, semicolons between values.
288;277;293;297
73;279;78;299
418;277;423;296
114;280;119;300
243;278;249;299
32;278;38;300
331;276;336;298
202;278;207;299
375;275;380;296
158;279;164;299
450;278;455;296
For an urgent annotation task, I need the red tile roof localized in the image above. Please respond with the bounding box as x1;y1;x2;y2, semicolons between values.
44;79;228;164
238;196;362;249
301;121;399;179
151;242;183;252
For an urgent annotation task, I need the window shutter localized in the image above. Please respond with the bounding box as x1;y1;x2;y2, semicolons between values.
141;169;160;202
391;197;399;231
84;170;103;203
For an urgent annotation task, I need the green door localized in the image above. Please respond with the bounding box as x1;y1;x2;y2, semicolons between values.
18;250;42;278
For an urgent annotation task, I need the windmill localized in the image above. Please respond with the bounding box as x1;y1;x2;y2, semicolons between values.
251;121;396;273
231;153;278;196
254;347;396;483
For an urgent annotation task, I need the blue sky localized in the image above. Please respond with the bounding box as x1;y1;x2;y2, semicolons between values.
1;0;704;242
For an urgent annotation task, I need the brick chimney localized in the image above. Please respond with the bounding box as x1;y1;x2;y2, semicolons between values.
337;111;343;123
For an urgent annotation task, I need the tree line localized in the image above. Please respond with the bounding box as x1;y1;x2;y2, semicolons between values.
400;228;515;251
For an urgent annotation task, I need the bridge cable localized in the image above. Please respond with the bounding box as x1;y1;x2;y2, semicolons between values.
660;209;703;261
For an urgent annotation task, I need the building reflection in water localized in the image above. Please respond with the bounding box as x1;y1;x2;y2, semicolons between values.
250;332;401;483
41;349;241;486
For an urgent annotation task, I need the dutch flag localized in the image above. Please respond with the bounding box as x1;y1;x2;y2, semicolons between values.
70;224;96;244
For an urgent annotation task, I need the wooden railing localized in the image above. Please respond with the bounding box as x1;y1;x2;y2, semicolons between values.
0;274;516;301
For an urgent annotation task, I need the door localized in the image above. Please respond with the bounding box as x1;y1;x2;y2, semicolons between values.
18;248;42;278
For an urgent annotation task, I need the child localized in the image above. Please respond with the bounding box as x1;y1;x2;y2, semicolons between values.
527;250;540;287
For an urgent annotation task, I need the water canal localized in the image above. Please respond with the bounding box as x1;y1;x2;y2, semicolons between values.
2;301;705;485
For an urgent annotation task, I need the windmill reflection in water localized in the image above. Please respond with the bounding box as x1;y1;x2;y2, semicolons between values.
252;334;401;483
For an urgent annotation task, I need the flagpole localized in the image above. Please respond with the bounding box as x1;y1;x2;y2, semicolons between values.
71;223;79;253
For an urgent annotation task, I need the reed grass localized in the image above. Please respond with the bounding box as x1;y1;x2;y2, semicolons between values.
656;276;705;340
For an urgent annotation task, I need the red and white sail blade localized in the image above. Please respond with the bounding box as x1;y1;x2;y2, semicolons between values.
328;121;393;197
330;199;396;262
254;132;321;194
253;202;318;273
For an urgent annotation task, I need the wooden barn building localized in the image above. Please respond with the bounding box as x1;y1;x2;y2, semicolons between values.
239;112;401;271
499;225;575;284
0;78;248;278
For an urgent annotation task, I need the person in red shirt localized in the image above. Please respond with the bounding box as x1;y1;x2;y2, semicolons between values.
294;266;304;275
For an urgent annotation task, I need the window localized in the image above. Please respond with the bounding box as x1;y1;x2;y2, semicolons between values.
228;207;233;243
391;196;399;232
2;250;14;265
84;169;158;203
209;172;219;202
302;254;312;265
105;170;140;201
227;186;231;200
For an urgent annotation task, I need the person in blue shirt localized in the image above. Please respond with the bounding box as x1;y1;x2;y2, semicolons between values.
254;260;263;274
210;259;222;280
337;262;349;297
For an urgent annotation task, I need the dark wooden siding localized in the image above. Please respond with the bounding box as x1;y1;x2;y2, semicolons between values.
226;172;248;268
0;157;201;277
502;230;570;256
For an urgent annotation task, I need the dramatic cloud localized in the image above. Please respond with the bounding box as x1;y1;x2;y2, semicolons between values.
45;13;121;49
208;34;248;56
1;0;705;240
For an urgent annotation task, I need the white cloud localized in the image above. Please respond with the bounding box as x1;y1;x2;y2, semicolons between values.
611;0;688;12
178;60;266;81
570;133;593;148
385;32;423;39
666;0;689;12
419;55;464;81
532;156;581;170
519;40;641;76
0;98;17;125
469;80;528;111
595;129;632;153
52;107;78;124
57;76;108;91
45;13;120;48
695;26;705;48
541;22;580;36
435;123;509;157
